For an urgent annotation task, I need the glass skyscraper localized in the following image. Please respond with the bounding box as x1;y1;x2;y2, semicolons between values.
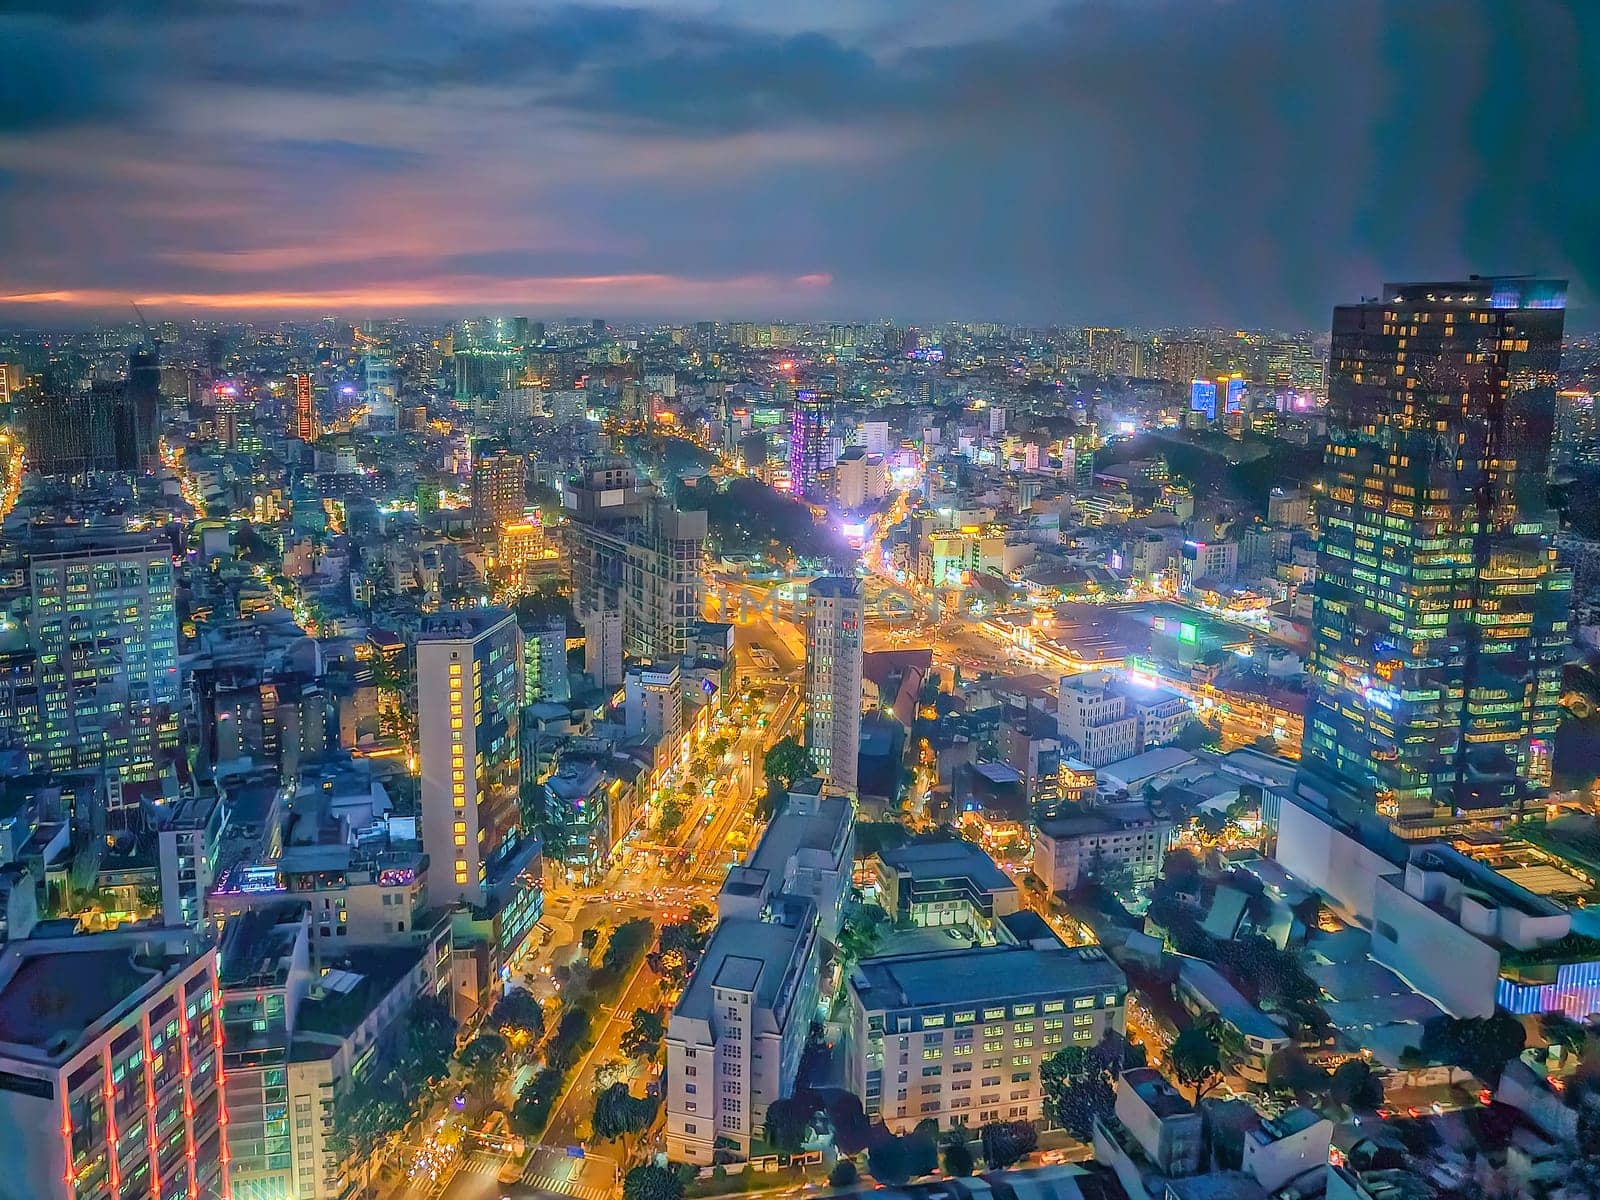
1302;277;1571;837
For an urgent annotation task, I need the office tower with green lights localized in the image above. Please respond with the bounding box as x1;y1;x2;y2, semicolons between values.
1302;277;1570;837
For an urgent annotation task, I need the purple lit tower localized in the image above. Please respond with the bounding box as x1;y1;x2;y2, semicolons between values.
789;388;830;499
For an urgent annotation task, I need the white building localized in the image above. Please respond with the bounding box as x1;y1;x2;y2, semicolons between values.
805;577;863;795
847;940;1126;1132
834;447;887;510
524;616;570;704
1273;789;1600;1019
624;661;683;743
1057;674;1139;766
1033;801;1176;894
1056;672;1192;769
664;784;852;1163
663;894;821;1164
158;791;228;929
723;778;854;941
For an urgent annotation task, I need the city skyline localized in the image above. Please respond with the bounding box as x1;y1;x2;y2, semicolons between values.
1;0;1594;326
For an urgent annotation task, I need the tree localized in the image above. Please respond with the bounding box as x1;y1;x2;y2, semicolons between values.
458;1032;509;1108
1265;1047;1330;1097
491;989;546;1055
650;909;713;985
1041;1036;1124;1139
1543;1011;1589;1058
868;1136;916;1185
621;1008;666;1059
1170;1025;1223;1104
509;1069;564;1139
1329;1059;1385;1110
761;736;812;815
942;1138;975;1177
764;1093;821;1155
657;797;688;836
828;1159;859;1187
979;1120;1037;1169
1416;1012;1527;1085
824;1092;871;1155
906;1122;938;1177
838;903;888;964
592;1082;658;1144
623;1165;684;1200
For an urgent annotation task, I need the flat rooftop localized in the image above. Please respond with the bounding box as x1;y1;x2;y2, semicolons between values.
852;943;1124;1012
0;934;202;1056
879;840;1014;893
677;910;810;1023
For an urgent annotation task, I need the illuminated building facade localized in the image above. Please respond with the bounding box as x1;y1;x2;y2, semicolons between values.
416;610;524;906
470;445;525;530
563;463;707;663
24;533;179;785
0;928;226;1200
804;577;862;795
292;373;316;441
1303;278;1571;836
789;389;830;500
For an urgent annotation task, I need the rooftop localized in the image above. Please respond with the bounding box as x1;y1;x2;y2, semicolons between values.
879;840;1014;893
851;943;1124;1012
675;906;813;1025
0;930;207;1058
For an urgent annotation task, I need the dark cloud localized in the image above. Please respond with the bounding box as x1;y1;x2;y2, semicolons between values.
0;0;1594;325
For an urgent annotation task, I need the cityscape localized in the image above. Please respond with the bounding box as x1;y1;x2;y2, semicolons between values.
2;7;1599;1200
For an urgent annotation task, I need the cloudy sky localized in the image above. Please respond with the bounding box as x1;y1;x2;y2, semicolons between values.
0;0;1594;326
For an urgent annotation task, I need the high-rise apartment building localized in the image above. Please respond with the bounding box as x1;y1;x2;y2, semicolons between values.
24;532;179;784
19;346;160;476
416;610;525;906
0;928;226;1200
789;389;830;500
563;463;707;665
1302;277;1571;836
522;617;570;705
804;577;863;795
293;372;316;441
471;445;525;530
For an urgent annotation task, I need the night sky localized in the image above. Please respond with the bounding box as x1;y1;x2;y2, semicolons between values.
1;0;1594;327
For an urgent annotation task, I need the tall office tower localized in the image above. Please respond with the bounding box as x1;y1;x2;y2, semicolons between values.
24;532;179;785
804;577;863;795
453;347;519;406
126;342;161;471
789;389;831;500
0;928;226;1200
1302;277;1571;837
523;617;570;704
563;462;708;664
293;372;316;441
416;609;526;906
471;444;525;530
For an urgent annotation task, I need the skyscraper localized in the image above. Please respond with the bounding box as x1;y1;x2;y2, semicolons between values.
24;531;180;785
563;463;707;666
789;389;830;500
416;609;526;907
804;577;863;795
471;444;525;530
293;371;316;441
1302;277;1571;837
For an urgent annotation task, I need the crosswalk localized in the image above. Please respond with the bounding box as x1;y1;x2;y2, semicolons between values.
455;1152;507;1178
522;1152;610;1200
